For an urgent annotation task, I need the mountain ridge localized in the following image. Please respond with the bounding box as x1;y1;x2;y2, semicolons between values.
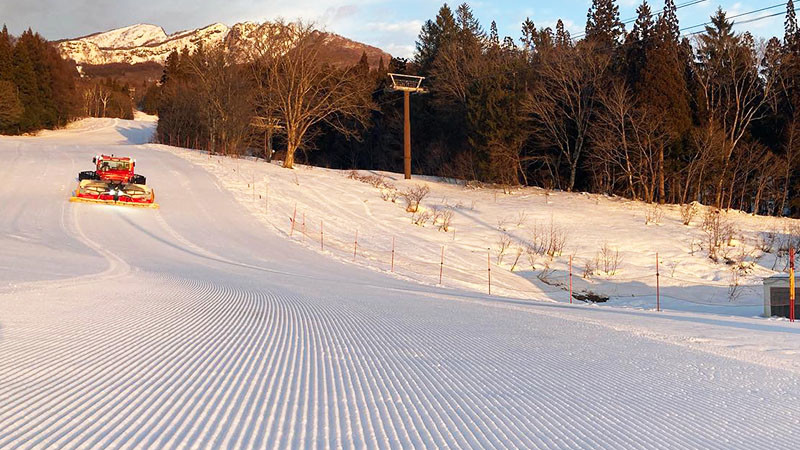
57;22;391;68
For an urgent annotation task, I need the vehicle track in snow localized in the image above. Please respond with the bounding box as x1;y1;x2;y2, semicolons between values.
1;118;800;449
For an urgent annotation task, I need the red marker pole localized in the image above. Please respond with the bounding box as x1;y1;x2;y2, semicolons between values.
569;255;573;304
790;247;795;323
487;249;492;295
353;230;358;261
439;246;444;285
391;237;395;272
656;252;661;312
290;205;296;237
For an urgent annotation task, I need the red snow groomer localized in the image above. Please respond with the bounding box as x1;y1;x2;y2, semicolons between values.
70;155;158;208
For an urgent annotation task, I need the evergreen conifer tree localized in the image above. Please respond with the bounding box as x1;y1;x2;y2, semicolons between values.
585;0;625;48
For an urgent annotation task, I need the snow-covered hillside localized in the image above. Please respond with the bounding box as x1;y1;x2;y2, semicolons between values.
78;23;168;48
57;23;229;65
56;22;392;66
1;117;799;448
173;145;799;317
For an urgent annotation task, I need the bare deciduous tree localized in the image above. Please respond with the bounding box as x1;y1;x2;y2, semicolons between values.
695;31;775;208
591;80;674;202
184;44;253;154
97;87;110;118
251;21;374;169
522;41;609;191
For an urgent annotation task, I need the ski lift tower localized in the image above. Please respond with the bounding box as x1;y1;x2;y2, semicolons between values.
388;73;426;179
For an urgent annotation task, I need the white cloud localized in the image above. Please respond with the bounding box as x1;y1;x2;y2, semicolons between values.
383;43;415;58
364;20;423;36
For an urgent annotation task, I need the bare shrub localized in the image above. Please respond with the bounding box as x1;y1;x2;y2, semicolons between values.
496;233;513;265
438;210;454;232
645;203;663;225
667;261;679;277
689;238;700;256
727;246;756;302
537;261;556;284
758;230;777;254
510;246;524;272
727;245;757;274
350;171;394;190
728;268;744;302
412;209;431;226
515;211;528;228
431;207;454;232
582;258;596;279
702;208;736;262
402;185;430;213
680;203;697;226
529;219;568;259
380;187;399;202
778;223;800;253
595;242;622;275
497;217;511;232
525;244;541;270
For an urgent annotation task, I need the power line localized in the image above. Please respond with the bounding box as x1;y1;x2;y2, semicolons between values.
736;9;789;26
621;0;708;25
682;3;792;37
374;0;794;108
572;0;709;40
681;2;787;33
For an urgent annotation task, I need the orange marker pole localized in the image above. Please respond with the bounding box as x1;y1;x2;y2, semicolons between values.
790;247;795;322
290;205;296;237
656;252;661;312
569;255;573;304
487;249;492;295
439;246;444;285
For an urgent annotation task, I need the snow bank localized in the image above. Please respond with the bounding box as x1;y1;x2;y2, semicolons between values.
167;147;800;319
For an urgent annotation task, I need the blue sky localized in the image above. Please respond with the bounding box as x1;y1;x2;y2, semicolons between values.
0;1;787;58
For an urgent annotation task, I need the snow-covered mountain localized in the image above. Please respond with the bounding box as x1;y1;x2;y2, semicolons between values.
57;22;391;67
79;23;168;48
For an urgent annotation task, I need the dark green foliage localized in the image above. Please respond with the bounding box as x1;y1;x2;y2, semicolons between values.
0;26;79;134
138;82;161;115
585;0;625;49
415;4;458;73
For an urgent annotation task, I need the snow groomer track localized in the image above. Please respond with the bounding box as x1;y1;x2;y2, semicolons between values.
1;117;799;449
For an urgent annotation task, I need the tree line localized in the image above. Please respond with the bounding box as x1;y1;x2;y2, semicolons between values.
395;0;800;217
129;2;800;218
0;26;80;134
151;22;374;168
0;26;135;134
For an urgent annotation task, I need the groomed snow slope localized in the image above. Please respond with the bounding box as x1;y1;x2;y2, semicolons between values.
1;117;799;448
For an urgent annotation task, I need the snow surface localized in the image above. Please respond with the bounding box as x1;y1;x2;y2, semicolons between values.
58;23;230;65
81;24;168;49
1;117;800;448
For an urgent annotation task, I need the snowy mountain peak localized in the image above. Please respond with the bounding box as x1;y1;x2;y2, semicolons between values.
57;21;392;68
80;23;168;48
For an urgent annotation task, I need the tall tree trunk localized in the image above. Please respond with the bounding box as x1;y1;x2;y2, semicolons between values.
567;158;578;192
284;138;296;169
